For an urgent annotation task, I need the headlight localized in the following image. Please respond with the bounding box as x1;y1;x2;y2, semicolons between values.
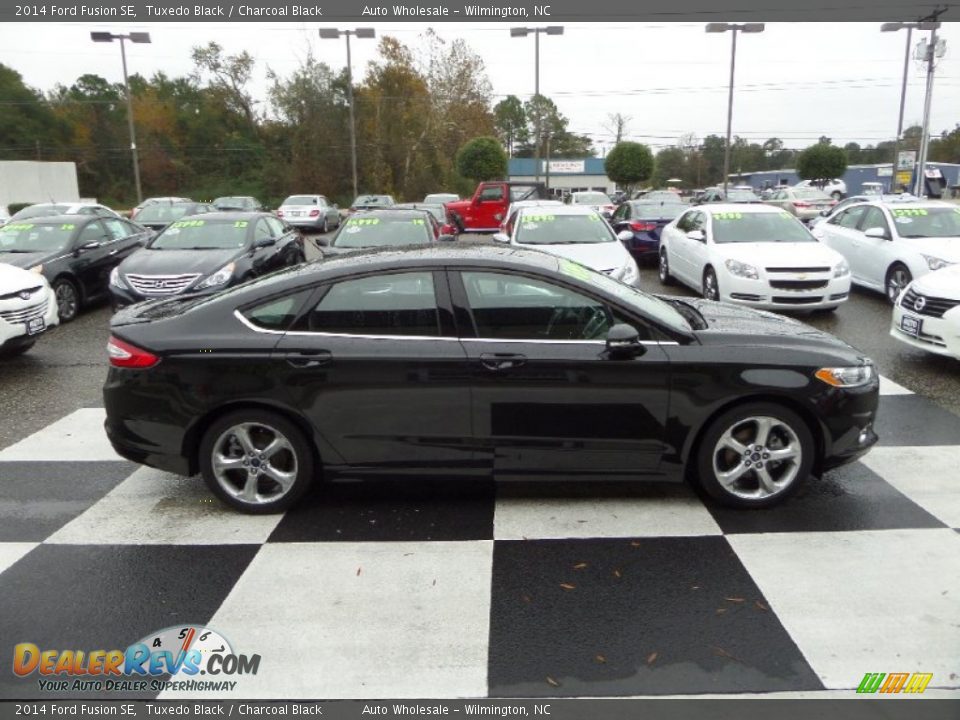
29;264;43;274
109;266;127;289
195;262;236;290
724;259;759;280
621;260;639;284
921;255;954;271
833;260;850;278
814;364;875;388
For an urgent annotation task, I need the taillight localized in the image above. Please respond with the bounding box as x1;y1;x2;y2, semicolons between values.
630;221;657;232
309;209;320;217
794;202;811;208
277;210;284;217
107;336;159;369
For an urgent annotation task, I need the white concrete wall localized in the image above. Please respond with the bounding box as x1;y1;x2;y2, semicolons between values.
0;161;81;210
508;174;614;195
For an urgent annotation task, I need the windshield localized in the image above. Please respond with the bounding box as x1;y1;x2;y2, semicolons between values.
516;212;615;245
283;196;317;206
725;190;760;202
631;202;688;219
509;186;541;202
573;193;611;205
0;222;74;252
215;197;252;208
892;207;960;239
424;194;457;203
151;219;250;250
795;188;831;200
556;257;690;333
136;204;194;224
13;205;69;219
332;216;431;248
712;211;816;243
353;195;393;207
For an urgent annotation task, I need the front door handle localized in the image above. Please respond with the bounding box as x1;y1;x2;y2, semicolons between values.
284;350;332;368
480;353;526;371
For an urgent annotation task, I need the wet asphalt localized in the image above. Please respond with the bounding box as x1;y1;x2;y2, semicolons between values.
1;233;957;451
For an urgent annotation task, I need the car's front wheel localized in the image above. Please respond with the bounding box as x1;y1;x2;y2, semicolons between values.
199;409;315;514
696;402;814;508
886;263;912;304
658;248;674;286
52;278;80;322
702;267;720;302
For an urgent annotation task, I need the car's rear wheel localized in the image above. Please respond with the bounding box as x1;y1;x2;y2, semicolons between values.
658;248;675;286
702;267;720;302
696;402;814;508
321;217;329;234
885;263;912;304
199;409;315;514
53;278;80;322
831;191;842;200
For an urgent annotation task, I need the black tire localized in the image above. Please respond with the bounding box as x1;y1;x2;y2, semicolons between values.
52;278;80;322
321;217;329;234
702;267;720;302
696;402;815;509
658;248;675;286
831;191;842;200
198;409;316;514
885;263;912;304
0;339;36;358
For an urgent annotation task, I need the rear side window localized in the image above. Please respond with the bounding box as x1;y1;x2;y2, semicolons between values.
299;272;439;337
242;289;313;331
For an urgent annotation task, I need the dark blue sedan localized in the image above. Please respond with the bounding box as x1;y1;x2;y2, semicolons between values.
610;199;689;264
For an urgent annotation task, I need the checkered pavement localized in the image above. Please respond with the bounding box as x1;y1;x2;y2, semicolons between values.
0;375;958;700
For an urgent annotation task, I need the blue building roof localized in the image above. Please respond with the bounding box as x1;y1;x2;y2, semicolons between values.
508;157;608;176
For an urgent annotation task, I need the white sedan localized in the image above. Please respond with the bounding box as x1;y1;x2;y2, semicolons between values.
891;264;960;359
0;263;60;357
658;203;851;311
812;200;960;303
493;205;640;287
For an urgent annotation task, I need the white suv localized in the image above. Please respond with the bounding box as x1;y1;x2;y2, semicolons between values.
0;263;60;357
795;179;847;200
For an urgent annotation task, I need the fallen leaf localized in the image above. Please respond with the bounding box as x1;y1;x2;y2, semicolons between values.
432;579;436;586
630;541;641;547
612;569;622;578
711;645;742;663
725;597;745;603
646;652;658;665
691;585;700;590
755;600;768;611
356;567;361;576
559;583;576;591
595;654;606;664
573;563;588;570
546;676;560;688
715;608;727;615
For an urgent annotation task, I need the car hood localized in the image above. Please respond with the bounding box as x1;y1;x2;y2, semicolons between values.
897;236;960;261
911;263;960;298
711;241;843;268
516;241;628;273
0;262;47;291
0;250;57;270
118;247;245;276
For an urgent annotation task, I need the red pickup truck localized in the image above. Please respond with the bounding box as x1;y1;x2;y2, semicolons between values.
444;181;548;234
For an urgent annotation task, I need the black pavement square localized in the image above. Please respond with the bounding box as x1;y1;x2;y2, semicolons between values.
874;395;960;447
268;477;495;542
0;461;137;542
488;536;823;697
0;544;260;700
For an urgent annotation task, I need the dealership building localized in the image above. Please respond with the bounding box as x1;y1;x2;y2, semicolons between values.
507;158;614;196
734;162;960;197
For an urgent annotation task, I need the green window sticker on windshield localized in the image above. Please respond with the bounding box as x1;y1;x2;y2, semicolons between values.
171;220;205;228
714;212;744;220
60;224;75;230
234;221;248;228
347;218;380;226
892;208;927;217
559;258;594;281
411;219;425;225
2;223;35;232
523;214;555;223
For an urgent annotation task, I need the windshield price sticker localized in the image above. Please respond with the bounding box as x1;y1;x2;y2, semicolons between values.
347;218;380;226
559;258;593;281
892;208;927;217
233;221;249;228
2;224;35;232
171;220;205;228
714;212;744;220
60;224;75;230
523;214;555;223
411;219;425;225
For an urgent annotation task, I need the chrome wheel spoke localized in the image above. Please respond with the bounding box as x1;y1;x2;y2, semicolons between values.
717;429;748;456
232;425;257;455
213;453;245;473
753;417;776;448
261;436;292;461
767;447;798;463
262;464;295;491
239;472;260;502
717;463;750;488
756;467;780;496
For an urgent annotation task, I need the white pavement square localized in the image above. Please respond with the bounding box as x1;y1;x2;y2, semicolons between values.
46;467;284;545
0;543;37;575
879;376;914;396
160;541;494;699
494;491;723;540
0;408;121;462
728;528;960;690
860;446;960;529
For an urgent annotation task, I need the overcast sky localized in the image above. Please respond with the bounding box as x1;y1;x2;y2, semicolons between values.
2;21;958;154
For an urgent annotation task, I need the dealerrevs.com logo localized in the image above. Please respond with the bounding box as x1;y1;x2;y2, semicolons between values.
13;625;260;693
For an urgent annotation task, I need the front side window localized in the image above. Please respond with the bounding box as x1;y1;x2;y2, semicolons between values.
834;206;867;229
103;219;131;241
479;186;505;202
860;207;890;236
462;271;624;341
302;272;439;337
266;217;287;237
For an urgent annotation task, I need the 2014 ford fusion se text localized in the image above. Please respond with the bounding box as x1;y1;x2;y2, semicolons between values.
102;244;879;513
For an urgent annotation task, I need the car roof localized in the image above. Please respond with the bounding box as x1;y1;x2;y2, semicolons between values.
316;242;562;275
349;208;433;219
180;210;268;221
518;205;600;217
698;203;785;214
6;213;98;225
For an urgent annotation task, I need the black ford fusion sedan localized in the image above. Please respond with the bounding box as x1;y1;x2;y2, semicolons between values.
109;211;305;309
103;244;879;514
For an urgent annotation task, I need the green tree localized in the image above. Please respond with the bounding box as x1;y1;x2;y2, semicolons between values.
493;95;527;158
796;143;848;187
604;141;654;192
455;136;507;182
651;147;686;187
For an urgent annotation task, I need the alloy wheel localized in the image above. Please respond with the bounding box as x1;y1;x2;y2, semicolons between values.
54;281;78;321
703;269;719;301
886;266;911;304
711;415;803;501
210;422;299;506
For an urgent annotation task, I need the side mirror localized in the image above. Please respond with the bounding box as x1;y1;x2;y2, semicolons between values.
864;227;890;240
616;230;634;242
253;237;277;249
605;323;645;358
438;234;457;242
492;233;511;244
820;209;830;217
314;236;329;248
686;230;706;242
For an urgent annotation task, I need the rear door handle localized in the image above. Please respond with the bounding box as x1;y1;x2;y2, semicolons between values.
284;350;332;368
480;353;526;371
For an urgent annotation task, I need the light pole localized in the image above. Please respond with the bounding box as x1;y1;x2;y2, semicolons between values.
320;27;375;200
882;20;941;193
510;26;563;184
705;23;764;196
90;31;151;204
